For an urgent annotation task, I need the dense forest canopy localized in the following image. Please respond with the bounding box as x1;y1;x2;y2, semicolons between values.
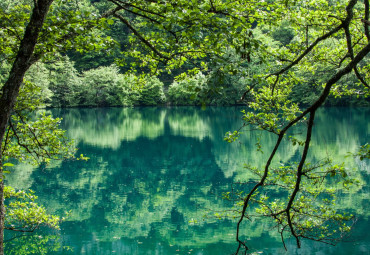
2;0;370;108
0;0;369;254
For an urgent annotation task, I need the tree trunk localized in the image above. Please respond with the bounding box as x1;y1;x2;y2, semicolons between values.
0;1;53;254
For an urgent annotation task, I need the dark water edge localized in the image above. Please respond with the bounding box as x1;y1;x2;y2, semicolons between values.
4;106;370;255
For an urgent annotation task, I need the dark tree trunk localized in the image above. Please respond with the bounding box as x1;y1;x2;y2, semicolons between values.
0;1;53;254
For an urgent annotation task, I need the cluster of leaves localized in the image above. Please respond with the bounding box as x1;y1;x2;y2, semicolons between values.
1;79;76;167
4;186;62;232
105;0;277;74
167;72;207;105
133;76;166;105
0;0;116;64
0;72;75;234
243;84;303;134
353;143;370;160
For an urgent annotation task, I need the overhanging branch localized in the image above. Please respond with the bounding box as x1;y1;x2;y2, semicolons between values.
113;12;170;62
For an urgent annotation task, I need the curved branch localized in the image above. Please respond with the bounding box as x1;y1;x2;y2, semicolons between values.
268;0;358;79
234;34;370;255
268;24;343;78
344;19;370;89
113;12;169;62
363;0;370;41
8;120;39;162
285;110;316;248
354;67;370;89
101;6;123;18
16;112;52;159
108;0;166;18
109;0;162;23
235;110;299;253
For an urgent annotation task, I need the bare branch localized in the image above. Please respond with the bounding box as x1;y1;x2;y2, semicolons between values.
5;225;38;232
110;4;180;42
107;0;163;25
239;83;258;102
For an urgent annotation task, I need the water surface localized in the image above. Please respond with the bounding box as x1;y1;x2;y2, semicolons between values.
5;107;370;254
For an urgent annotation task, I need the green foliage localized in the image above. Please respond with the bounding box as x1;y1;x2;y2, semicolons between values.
133;76;166;106
1;0;369;252
47;56;82;107
202;51;250;106
4;186;62;232
0;66;77;166
243;84;303;133
353;144;370;161
77;66;166;106
112;0;274;74
79;64;127;107
3;112;76;165
167;72;207;105
0;1;116;64
271;20;295;46
224;131;242;143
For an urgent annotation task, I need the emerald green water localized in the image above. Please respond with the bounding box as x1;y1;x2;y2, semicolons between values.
5;107;370;254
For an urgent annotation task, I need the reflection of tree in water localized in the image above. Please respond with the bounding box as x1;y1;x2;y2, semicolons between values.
52;107;167;149
11;133;286;253
5;107;370;254
29;135;237;236
4;231;72;255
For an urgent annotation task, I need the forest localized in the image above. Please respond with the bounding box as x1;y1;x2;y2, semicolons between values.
0;0;370;254
1;1;369;108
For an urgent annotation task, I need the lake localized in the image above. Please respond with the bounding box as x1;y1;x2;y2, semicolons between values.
5;107;370;254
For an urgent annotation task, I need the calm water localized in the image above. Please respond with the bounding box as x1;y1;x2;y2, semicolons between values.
5;107;370;255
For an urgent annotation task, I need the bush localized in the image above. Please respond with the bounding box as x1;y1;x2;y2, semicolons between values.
134;76;166;106
79;65;130;107
167;72;207;105
47;56;81;107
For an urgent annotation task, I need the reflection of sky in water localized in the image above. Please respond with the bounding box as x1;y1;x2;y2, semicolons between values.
5;107;370;255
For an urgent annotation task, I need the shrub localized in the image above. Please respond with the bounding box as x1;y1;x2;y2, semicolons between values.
167;72;207;105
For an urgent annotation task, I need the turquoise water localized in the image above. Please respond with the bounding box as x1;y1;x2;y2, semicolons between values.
5;107;370;254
